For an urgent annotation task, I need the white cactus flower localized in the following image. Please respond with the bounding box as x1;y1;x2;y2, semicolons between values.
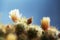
9;9;22;22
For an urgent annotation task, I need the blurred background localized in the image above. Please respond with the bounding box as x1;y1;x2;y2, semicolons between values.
0;0;60;30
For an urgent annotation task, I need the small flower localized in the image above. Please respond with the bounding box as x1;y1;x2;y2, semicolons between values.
9;9;22;22
27;17;32;25
41;17;50;30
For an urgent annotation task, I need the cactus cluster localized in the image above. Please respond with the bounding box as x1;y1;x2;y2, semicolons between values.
0;9;60;40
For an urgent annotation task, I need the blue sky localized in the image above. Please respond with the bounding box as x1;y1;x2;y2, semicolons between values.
0;0;60;30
